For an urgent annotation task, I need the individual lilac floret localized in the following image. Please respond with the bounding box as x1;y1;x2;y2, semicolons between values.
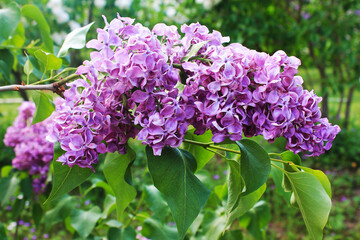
4;101;54;194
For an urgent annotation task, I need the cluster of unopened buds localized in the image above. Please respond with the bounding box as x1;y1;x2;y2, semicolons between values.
46;14;340;169
4;102;54;194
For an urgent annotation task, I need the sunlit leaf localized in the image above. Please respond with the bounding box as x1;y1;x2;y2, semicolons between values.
31;91;55;125
22;5;53;52
0;2;21;44
58;22;94;57
103;149;137;220
70;206;102;239
44;143;94;204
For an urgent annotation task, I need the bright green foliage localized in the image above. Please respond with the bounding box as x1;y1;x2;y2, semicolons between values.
284;171;332;240
45;143;94;204
236;139;271;195
301;166;332;198
70;206;102;239
24;54;33;85
280;151;302;192
183;129;214;171
0;2;21;44
34;49;62;70
21;4;53;52
146;147;211;240
103;149;137;220
31;91;55;125
58;22;94;57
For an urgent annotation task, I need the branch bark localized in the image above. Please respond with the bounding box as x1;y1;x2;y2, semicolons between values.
0;73;80;97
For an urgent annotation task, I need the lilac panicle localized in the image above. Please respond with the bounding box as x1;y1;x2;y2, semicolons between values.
4;101;54;194
48;15;340;169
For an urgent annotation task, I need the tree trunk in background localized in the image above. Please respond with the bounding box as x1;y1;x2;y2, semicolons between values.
335;90;344;123
318;66;328;118
12;70;28;101
343;83;357;129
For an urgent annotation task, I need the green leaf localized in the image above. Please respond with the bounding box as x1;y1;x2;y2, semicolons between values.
32;203;43;227
34;49;62;70
0;60;10;81
21;5;53;52
24;56;33;76
146;147;210;240
0;222;7;240
11;198;25;220
44;143;94;204
58;22;94;58
20;178;33;199
0;175;20;205
1;166;12;178
301;167;332;198
226;159;244;212
4;22;25;47
103;149;137;220
102;194;116;219
24;54;33;85
0;2;21;44
219;230;243;240
280;151;301;192
70;206;102;239
238;200;271;240
236;139;271;195
182;40;210;62
183;129;214;171
108;227;136;240
285;171;331;240
31;91;55;125
144;185;169;221
44;195;76;231
226;182;266;226
201;210;227;240
83;178;114;196
270;161;291;202
142;218;177;240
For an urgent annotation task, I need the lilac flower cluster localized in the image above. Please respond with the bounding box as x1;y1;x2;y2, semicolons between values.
4;102;53;194
48;15;340;168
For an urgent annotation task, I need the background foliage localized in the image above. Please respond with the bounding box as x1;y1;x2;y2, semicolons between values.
0;0;359;239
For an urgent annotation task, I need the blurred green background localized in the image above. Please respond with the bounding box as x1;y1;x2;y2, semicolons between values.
0;0;360;239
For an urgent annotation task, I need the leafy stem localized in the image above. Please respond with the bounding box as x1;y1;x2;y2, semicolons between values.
32;67;78;85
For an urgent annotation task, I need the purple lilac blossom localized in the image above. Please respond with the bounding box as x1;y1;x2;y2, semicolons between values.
48;15;340;168
4;101;54;194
